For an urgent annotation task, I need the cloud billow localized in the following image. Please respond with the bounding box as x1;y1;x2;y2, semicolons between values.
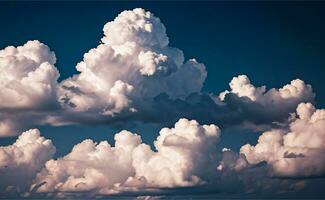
1;106;324;197
240;102;325;177
58;8;206;116
0;129;55;194
0;41;60;136
31;119;220;195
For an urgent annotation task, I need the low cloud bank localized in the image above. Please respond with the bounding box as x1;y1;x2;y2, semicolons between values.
0;104;324;197
32;119;220;194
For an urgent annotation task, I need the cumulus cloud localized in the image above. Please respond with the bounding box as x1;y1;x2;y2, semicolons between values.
0;40;60;136
0;40;59;109
219;75;314;104
31;119;220;195
135;75;315;132
216;75;315;130
0;117;323;197
58;8;206;116
53;75;316;134
0;129;55;193
240;102;325;177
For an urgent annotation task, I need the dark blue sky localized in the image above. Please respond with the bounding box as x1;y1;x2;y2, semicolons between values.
0;1;324;156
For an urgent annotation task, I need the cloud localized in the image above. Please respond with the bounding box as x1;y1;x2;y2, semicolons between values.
0;40;59;109
133;75;315;131
0;117;323;197
219;75;314;105
215;75;315;130
217;148;248;171
58;8;206;116
31;119;220;195
240;102;325;177
0;129;55;193
0;40;60;136
53;75;315;134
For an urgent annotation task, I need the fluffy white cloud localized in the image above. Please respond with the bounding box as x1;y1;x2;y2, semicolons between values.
131;119;220;188
0;129;55;192
0;40;60;137
219;75;314;106
0;40;59;109
32;119;220;194
216;75;315;131
0;117;323;197
101;8;169;48
58;8;206;115
138;50;176;76
240;102;325;177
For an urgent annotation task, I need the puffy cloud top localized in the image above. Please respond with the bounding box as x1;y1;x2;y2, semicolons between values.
32;119;220;194
241;103;325;177
219;75;266;101
0;41;60;137
133;118;220;188
216;75;315;131
0;40;59;109
219;75;314;105
102;8;169;48
0;129;55;192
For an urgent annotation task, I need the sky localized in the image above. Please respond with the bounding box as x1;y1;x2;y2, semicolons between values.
0;1;324;199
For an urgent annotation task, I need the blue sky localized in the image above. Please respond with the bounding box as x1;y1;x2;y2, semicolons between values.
0;1;324;198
